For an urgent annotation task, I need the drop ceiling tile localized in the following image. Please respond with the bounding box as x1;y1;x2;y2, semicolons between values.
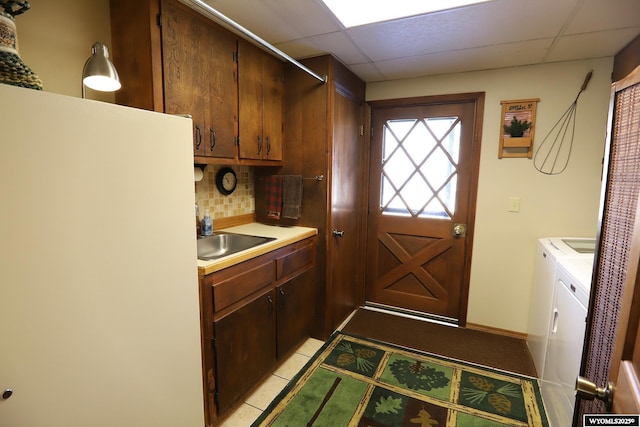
347;63;386;83
345;0;572;61
373;39;552;81
565;0;640;34
278;32;369;64
546;28;640;62
272;40;328;60
201;0;340;43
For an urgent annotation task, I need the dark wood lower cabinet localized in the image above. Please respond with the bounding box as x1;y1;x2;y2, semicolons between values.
276;268;314;359
213;287;276;414
199;236;316;426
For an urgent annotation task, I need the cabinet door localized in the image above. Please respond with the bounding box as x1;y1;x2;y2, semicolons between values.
214;287;276;414
238;42;283;161
204;23;238;159
329;90;363;329
276;268;314;359
161;0;208;156
109;0;164;112
238;41;264;160
262;54;283;161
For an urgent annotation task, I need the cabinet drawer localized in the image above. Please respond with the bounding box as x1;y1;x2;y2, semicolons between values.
276;242;314;280
213;260;275;312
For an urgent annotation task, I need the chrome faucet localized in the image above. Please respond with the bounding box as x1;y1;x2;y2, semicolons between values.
195;203;200;237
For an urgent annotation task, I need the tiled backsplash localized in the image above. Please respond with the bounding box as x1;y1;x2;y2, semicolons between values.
195;165;255;221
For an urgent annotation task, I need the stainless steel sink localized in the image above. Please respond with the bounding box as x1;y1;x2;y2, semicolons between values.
197;232;276;260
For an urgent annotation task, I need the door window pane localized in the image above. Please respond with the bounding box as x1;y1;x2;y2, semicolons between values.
381;117;460;219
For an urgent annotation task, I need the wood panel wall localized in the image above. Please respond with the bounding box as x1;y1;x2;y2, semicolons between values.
254;55;367;338
613;34;640;82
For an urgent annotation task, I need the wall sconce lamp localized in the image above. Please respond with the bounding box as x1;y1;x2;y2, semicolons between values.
81;42;121;98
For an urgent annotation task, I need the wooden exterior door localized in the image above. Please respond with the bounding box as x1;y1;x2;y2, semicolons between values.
366;94;484;323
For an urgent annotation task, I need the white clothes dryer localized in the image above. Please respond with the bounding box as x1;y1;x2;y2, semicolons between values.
527;237;595;377
541;258;593;427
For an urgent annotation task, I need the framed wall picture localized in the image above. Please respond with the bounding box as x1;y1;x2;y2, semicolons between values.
498;98;540;158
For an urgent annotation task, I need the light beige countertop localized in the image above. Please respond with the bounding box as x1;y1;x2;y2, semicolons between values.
197;223;318;275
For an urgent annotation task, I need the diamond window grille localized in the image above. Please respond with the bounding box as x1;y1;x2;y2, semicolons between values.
381;117;461;218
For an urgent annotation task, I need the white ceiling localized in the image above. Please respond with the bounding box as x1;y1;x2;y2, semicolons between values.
187;0;640;83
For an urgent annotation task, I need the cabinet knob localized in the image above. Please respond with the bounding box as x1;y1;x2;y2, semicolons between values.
267;295;273;316
332;229;345;237
2;389;13;400
257;135;262;155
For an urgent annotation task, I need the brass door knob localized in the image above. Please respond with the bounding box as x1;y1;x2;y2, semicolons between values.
453;223;466;238
576;376;614;410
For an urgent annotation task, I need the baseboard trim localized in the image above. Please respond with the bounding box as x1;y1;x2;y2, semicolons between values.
466;322;528;341
336;309;359;332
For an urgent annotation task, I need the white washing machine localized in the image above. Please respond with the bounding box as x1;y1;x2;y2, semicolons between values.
541;257;593;427
527;237;595;378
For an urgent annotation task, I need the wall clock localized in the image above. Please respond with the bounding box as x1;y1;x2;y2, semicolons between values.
215;167;237;196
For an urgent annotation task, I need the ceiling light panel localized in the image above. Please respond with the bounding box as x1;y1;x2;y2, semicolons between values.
321;0;494;28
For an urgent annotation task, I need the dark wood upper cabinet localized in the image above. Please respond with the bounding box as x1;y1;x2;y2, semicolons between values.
161;0;237;159
203;21;239;159
238;40;284;162
109;0;282;165
109;0;164;112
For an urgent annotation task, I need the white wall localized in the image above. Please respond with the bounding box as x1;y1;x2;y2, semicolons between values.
367;58;613;333
15;0;114;101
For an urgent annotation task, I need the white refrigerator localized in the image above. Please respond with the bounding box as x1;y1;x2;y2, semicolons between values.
0;84;205;426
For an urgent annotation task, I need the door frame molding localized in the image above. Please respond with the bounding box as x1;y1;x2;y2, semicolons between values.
367;92;485;325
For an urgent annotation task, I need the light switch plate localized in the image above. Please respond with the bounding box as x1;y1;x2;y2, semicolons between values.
509;196;521;212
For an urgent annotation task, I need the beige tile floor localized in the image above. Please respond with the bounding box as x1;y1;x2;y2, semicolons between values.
220;337;325;427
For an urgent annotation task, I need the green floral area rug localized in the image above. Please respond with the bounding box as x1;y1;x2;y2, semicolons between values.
252;333;549;427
